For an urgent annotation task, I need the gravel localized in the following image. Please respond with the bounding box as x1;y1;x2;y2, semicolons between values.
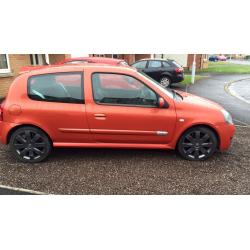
0;126;249;195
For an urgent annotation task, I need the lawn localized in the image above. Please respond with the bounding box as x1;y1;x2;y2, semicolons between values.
181;74;205;85
198;61;250;74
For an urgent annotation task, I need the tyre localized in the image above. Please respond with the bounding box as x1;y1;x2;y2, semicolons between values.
177;126;218;161
9;126;52;163
160;76;171;88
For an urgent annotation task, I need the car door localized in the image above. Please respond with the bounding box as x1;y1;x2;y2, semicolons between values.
27;71;92;144
85;70;176;145
143;60;164;82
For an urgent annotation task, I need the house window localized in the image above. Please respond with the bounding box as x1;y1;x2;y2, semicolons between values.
93;54;105;57
0;54;10;74
30;54;47;65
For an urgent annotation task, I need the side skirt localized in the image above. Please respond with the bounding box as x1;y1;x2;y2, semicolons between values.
53;142;173;150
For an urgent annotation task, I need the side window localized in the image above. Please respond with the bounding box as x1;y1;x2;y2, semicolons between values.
28;72;84;104
148;60;162;68
162;61;170;67
132;61;147;69
92;73;158;107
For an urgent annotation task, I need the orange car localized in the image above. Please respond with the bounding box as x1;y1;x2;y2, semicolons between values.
0;64;235;163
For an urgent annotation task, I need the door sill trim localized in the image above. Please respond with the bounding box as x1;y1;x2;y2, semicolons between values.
53;142;172;150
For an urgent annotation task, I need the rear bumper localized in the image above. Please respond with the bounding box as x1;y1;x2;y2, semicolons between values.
172;73;184;83
215;123;235;151
0;121;17;145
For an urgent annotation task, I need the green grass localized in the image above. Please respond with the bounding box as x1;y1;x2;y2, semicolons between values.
198;61;250;74
181;74;205;85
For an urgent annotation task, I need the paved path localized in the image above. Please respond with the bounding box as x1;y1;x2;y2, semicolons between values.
229;78;250;104
174;74;250;126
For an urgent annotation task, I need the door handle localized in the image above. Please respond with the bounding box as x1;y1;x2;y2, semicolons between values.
94;114;106;120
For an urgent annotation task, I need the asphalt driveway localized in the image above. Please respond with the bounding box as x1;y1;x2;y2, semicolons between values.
0;73;249;195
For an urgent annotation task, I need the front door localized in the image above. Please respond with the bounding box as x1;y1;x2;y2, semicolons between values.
86;72;176;144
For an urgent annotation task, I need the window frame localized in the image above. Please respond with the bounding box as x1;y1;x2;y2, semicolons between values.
91;72;160;108
30;54;46;66
27;71;85;104
0;54;11;74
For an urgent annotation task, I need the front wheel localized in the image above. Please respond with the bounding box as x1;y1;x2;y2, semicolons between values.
9;126;52;163
177;126;218;161
160;76;171;88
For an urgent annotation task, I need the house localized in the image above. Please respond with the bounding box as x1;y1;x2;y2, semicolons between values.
154;54;208;70
0;54;70;98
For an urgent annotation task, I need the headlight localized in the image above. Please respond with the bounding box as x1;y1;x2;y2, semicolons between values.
221;109;233;124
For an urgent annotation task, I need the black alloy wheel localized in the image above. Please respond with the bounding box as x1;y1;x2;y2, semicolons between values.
177;126;218;160
160;76;171;88
9;126;51;163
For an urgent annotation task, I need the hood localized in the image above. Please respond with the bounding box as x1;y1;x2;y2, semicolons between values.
175;90;223;111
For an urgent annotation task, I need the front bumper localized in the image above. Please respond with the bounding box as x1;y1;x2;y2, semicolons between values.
215;123;235;151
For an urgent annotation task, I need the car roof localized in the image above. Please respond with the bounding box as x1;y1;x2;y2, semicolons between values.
61;57;125;64
23;64;137;76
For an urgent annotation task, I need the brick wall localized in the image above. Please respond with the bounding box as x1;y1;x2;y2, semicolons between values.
49;54;71;64
187;54;207;70
0;54;71;97
0;54;30;97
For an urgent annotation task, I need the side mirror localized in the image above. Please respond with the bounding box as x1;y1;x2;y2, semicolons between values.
158;97;168;108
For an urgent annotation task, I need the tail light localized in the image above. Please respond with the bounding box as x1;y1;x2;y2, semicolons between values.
175;68;183;73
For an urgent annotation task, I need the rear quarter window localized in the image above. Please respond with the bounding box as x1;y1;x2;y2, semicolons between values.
28;72;84;104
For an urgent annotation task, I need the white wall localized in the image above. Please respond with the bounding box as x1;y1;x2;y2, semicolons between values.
154;54;188;67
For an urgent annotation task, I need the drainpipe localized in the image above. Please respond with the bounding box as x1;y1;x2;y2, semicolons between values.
191;54;196;84
45;54;50;65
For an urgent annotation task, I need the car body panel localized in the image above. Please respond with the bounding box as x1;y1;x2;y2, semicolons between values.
84;67;177;144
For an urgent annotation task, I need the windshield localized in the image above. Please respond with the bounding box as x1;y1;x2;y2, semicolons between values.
137;72;174;99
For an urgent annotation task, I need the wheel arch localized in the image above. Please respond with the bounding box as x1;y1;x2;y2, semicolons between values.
7;124;53;146
160;73;172;81
175;124;220;149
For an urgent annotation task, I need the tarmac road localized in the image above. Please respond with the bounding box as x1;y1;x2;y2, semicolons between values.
174;74;250;125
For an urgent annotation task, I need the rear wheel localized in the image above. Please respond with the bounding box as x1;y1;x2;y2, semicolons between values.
160;76;171;88
177;126;218;161
9;126;51;163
